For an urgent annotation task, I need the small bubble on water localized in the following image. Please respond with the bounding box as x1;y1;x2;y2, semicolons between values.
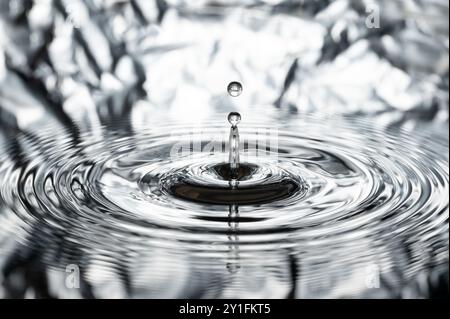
227;81;243;97
228;112;241;127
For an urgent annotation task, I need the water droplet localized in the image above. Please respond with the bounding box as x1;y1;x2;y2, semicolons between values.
227;81;243;97
227;112;241;127
228;112;241;172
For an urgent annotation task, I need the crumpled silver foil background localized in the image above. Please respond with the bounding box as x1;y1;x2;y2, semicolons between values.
0;0;448;299
0;0;448;132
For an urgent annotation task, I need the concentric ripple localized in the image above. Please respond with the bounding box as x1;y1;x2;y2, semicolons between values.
0;114;448;298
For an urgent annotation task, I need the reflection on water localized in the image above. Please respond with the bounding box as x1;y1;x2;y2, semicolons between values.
0;114;448;298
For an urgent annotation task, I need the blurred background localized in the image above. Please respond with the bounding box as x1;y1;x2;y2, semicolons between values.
0;0;448;129
0;0;448;298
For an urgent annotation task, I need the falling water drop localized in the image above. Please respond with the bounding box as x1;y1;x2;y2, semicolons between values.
228;112;241;173
227;81;243;97
228;112;241;127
